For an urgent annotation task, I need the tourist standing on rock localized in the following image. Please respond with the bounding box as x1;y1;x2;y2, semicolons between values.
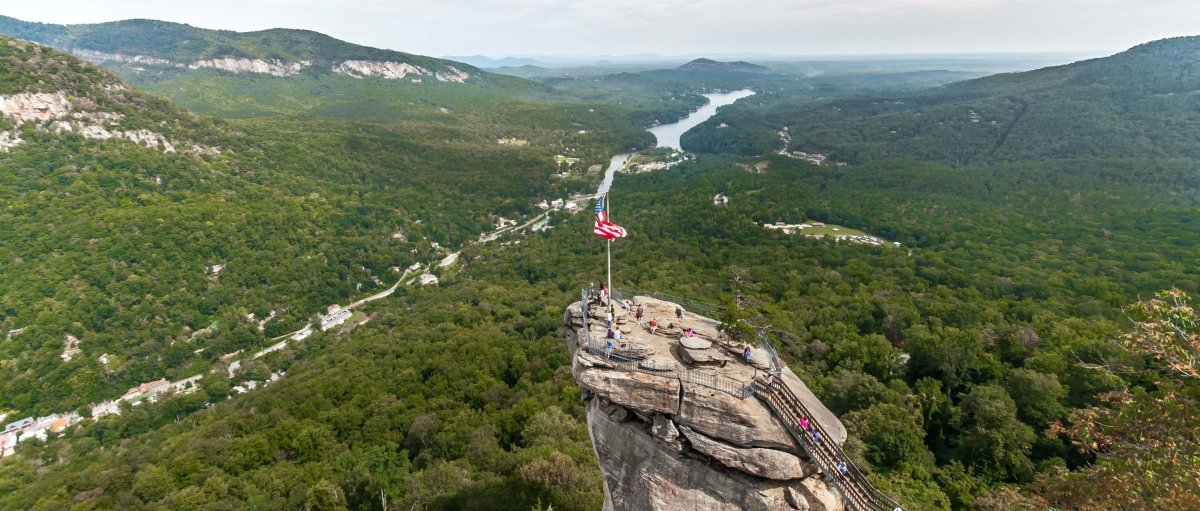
606;309;613;329
743;344;752;364
635;305;643;321
676;306;684;320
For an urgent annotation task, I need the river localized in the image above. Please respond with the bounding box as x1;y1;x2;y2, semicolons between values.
596;89;755;196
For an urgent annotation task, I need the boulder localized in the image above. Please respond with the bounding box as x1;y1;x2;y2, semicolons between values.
748;348;773;371
577;367;681;416
721;342;773;370
679;345;731;367
677;380;798;450
679;426;813;481
789;477;844;511
785;487;810;510
651;414;680;442
680;337;712;350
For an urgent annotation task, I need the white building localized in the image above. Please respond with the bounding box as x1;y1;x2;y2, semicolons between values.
418;273;440;286
320;305;352;331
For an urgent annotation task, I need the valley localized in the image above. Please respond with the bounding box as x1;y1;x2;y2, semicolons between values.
0;11;1197;511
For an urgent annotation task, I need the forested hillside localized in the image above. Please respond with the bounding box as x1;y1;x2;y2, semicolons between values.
2;148;1196;510
684;36;1200;164
0;16;475;77
0;35;683;417
0;16;709;124
1;24;1197;511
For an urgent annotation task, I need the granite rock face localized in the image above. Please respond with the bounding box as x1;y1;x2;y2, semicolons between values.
567;300;845;511
679;425;815;481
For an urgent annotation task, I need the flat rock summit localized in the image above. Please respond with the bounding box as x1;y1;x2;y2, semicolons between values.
565;293;851;511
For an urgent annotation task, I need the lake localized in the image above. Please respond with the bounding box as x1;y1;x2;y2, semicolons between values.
597;89;755;195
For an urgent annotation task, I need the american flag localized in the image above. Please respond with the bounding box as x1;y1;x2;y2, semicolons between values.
593;195;627;240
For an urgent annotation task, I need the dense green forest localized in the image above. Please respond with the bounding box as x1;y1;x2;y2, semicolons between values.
2;149;1196;510
683;36;1200;165
1;26;1198;511
0;35;692;416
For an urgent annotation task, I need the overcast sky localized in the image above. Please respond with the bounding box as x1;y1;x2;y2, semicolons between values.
4;0;1198;58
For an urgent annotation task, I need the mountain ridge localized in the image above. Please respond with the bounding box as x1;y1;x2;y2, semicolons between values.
679;57;771;72
0;15;483;83
682;35;1200;162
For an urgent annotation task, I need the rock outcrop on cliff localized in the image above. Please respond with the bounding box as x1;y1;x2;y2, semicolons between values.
0;90;219;155
566;296;847;511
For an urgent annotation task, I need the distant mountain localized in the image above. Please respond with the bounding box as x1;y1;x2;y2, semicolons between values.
442;55;547;69
684;36;1200;163
679;58;771;73
0;16;552;119
0;16;479;83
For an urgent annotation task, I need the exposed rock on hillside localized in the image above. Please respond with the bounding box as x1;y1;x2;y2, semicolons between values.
0;91;217;154
72;49;173;66
332;60;470;82
188;57;311;76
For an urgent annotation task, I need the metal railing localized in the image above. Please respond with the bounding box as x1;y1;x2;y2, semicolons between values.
611;287;720;319
757;330;784;375
578;288;755;400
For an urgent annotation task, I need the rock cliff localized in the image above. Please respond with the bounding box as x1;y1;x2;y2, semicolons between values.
566;297;847;511
0;91;218;155
188;57;311;77
70;49;472;83
332;60;470;82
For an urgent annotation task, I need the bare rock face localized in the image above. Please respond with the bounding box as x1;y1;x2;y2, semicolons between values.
679;426;814;481
0;92;216;155
188;57;311;76
677;380;798;450
588;399;824;511
332;60;471;82
651;413;680;443
567;300;846;511
576;368;681;416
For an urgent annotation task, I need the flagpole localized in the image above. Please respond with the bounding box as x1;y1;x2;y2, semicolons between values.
606;194;612;304
607;240;612;305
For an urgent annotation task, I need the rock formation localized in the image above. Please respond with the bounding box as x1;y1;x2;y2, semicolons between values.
188;57;312;77
68;49;472;83
331;60;471;83
0;92;218;155
566;296;847;511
